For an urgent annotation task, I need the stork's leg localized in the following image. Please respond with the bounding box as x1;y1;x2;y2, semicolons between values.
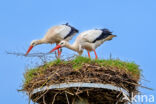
57;49;62;59
59;48;62;55
54;44;61;59
58;48;62;58
57;49;60;56
54;49;59;59
94;50;98;59
87;51;91;58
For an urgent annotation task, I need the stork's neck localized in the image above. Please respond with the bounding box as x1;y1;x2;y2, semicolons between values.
65;42;78;51
65;42;82;55
36;39;48;45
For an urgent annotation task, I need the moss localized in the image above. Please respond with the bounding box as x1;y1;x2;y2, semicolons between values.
70;56;141;76
24;68;39;85
24;56;141;86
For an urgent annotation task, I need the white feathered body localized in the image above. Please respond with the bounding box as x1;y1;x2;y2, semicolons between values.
42;24;78;44
73;29;115;52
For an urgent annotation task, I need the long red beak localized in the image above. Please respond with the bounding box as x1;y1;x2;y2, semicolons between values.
25;45;34;56
49;45;61;53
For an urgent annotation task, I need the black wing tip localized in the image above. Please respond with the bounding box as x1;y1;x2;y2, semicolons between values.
65;22;69;25
101;28;117;37
101;28;112;32
64;22;79;33
62;22;69;26
100;28;113;35
74;28;79;33
92;28;116;43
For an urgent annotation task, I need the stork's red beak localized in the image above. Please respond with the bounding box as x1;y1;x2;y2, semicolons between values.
49;45;61;53
25;45;34;56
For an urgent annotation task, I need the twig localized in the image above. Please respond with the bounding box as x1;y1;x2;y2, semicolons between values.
43;95;46;104
109;53;112;60
86;90;89;96
72;97;76;104
140;85;153;90
34;89;49;102
65;91;74;96
6;51;53;57
65;92;70;104
40;69;60;89
28;93;31;104
52;93;58;104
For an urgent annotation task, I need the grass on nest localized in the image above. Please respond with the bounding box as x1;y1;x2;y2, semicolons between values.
24;56;141;85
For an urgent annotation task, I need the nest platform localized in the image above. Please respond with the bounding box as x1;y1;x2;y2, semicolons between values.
22;57;141;104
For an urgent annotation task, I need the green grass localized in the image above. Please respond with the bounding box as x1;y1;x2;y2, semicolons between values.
24;59;64;85
24;67;39;85
24;56;141;85
69;56;141;76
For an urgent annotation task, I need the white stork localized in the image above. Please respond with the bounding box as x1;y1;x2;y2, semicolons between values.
50;29;116;59
25;23;79;57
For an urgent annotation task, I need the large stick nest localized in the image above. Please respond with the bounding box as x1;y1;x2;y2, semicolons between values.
22;61;140;104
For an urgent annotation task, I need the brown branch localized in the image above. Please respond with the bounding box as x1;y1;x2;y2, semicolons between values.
34;90;49;102
43;95;46;104
65;92;70;104
52;93;58;104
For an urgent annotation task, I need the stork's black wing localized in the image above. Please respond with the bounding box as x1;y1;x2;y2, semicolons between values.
93;29;113;43
64;23;79;39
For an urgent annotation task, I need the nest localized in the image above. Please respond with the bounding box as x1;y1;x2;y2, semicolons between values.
23;62;140;104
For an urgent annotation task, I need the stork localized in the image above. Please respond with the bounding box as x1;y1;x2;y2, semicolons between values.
50;28;116;59
25;23;79;57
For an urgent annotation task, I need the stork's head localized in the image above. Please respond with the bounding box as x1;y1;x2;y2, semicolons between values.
30;40;39;46
58;40;67;47
49;40;67;53
25;40;40;56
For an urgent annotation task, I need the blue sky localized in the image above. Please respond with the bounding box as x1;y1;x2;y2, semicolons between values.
0;0;156;103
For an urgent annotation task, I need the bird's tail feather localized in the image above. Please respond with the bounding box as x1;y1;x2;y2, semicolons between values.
105;35;117;41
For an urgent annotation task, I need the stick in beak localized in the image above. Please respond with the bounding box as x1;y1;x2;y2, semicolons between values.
25;45;34;56
49;45;61;53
